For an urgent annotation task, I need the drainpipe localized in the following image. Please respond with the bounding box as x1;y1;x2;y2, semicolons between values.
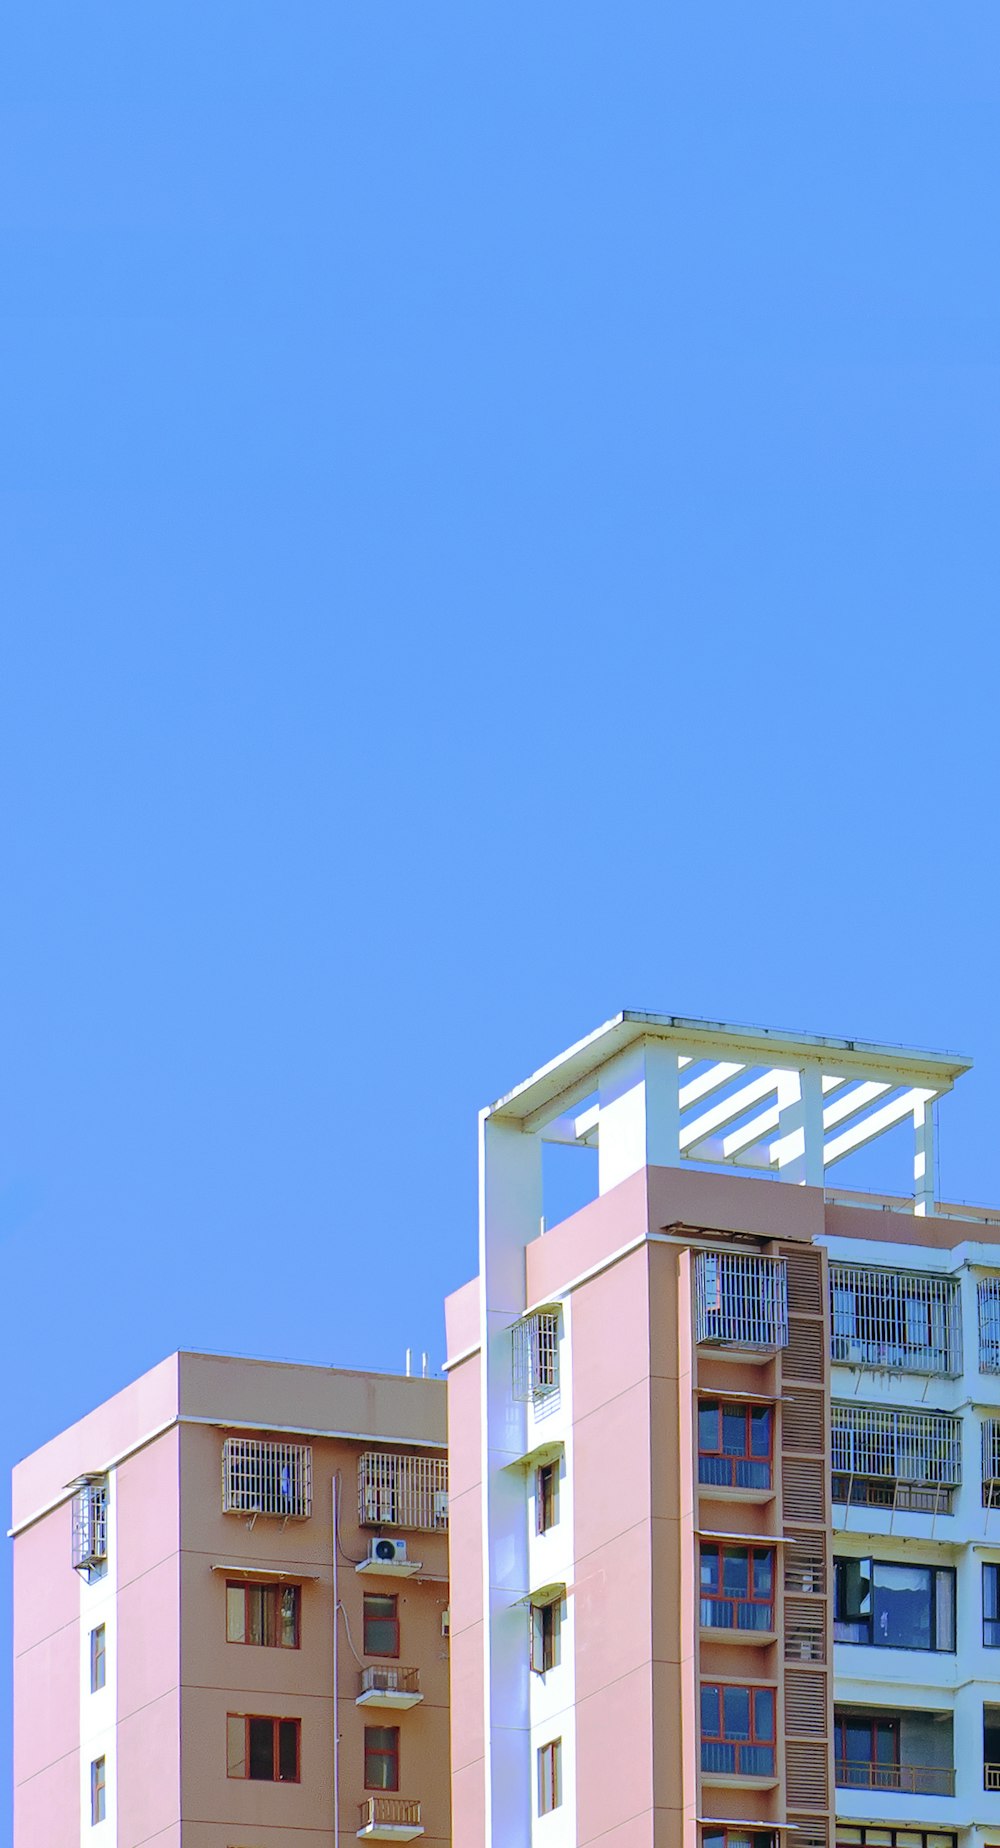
332;1474;340;1848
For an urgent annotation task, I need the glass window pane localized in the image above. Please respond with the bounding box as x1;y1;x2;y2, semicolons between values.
723;1685;751;1739
261;1586;278;1648
722;1550;749;1598
750;1406;772;1456
873;1563;931;1649
842;1721;871;1762
699;1403;720;1452
281;1587;299;1648
985;1564;999;1621
227;1715;247;1778
752;1552;773;1597
278;1719;298;1781
722;1408;748;1456
874;1720;898;1765
896;1834;922;1847
935;1571;955;1651
753;1687;774;1739
248;1716;275;1780
700;1684;720;1735
226;1586;246;1644
365;1595;398;1656
700;1548;720;1593
246;1586;264;1647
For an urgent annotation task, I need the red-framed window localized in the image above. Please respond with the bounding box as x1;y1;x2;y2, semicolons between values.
700;1544;774;1632
698;1400;773;1490
226;1581;300;1648
538;1738;562;1814
703;1832;776;1848
700;1683;776;1777
835;1712;899;1787
537;1461;559;1534
364;1726;400;1791
91;1755;106;1824
530;1599;561;1674
226;1714;301;1782
364;1593;400;1657
90;1624;106;1692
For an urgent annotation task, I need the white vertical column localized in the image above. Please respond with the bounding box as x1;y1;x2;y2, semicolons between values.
597;1041;680;1194
78;1476;117;1846
479;1113;542;1847
914;1097;935;1216
775;1066;826;1186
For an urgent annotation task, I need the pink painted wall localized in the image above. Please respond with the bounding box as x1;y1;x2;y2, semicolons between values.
117;1427;182;1845
13;1498;80;1848
12;1352;180;1530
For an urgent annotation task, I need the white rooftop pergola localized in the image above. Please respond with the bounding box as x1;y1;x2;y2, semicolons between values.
485;1011;971;1213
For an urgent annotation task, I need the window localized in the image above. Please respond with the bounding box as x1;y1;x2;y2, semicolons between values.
222;1439;313;1519
538;1739;562;1814
226;1581;300;1648
700;1545;774;1632
72;1479;109;1577
985;1565;1000;1646
836;1835;956;1848
700;1684;775;1777
703;1833;776;1848
364;1726;400;1791
833;1557;955;1651
829;1263;960;1375
694;1251;788;1348
831;1404;961;1513
226;1715;300;1782
358;1451;449;1530
512;1310;560;1401
90;1624;106;1692
364;1594;400;1657
90;1756;106;1824
537;1461;559;1533
698;1400;772;1490
530;1599;561;1673
835;1711;899;1786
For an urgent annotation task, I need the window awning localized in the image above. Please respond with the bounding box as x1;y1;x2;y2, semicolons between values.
695;1530;791;1544
210;1563;321;1582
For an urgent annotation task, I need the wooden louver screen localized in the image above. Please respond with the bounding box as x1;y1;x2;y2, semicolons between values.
788;1818;828;1848
779;1242;831;1830
784;1316;825;1380
782;1391;825;1452
784;1667;827;1730
785;1533;826;1595
785;1599;826;1662
785;1244;824;1313
782;1456;825;1522
786;1738;829;1808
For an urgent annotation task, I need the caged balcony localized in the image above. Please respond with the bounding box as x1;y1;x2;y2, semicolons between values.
979;1277;1000;1371
511;1309;560;1402
357;1796;424;1840
358;1452;449;1532
831;1404;961;1513
356;1665;423;1710
694;1251;788;1350
829;1264;961;1375
71;1478;108;1575
982;1420;1000;1509
222;1438;312;1520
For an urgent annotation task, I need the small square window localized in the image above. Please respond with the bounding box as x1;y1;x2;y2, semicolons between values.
90;1756;106;1825
90;1624;106;1693
365;1725;400;1791
538;1738;561;1814
530;1599;561;1674
226;1714;300;1782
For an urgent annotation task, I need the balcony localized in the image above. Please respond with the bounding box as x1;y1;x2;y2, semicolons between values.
222;1438;312;1519
356;1666;423;1710
694;1251;788;1349
357;1797;424;1840
512;1309;560;1402
71;1478;108;1574
831;1404;961;1514
835;1762;955;1797
979;1276;1000;1371
830;1263;961;1375
835;1707;954;1805
983;1421;1000;1508
357;1453;449;1532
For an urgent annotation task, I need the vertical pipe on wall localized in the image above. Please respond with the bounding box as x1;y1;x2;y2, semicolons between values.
332;1474;340;1848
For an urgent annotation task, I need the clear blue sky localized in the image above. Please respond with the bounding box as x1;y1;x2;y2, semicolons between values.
2;2;999;1832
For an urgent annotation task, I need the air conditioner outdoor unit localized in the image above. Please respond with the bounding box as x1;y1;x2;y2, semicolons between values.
371;1537;408;1566
441;1608;450;1638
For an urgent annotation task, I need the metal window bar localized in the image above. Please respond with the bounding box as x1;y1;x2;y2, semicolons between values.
829;1263;961;1375
694;1251;789;1349
358;1797;422;1827
979;1277;1000;1372
221;1438;313;1519
986;1764;1000;1790
357;1452;449;1531
71;1480;108;1571
359;1665;420;1697
511;1310;560;1400
834;1762;955;1797
831;1404;961;1511
983;1419;1000;1508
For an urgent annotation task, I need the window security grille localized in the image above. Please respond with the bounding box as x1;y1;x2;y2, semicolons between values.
983;1420;1000;1508
832;1404;961;1512
980;1278;1000;1372
829;1263;961;1375
357;1452;449;1531
359;1665;420;1697
511;1310;560;1401
71;1479;109;1572
222;1439;312;1519
694;1251;789;1349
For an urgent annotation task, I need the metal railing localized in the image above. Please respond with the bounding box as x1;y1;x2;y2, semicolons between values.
222;1438;312;1519
358;1797;422;1828
835;1761;955;1797
512;1310;560;1400
979;1277;1000;1371
982;1419;1000;1507
701;1741;776;1777
985;1763;1000;1790
829;1263;961;1374
359;1665;420;1698
694;1251;789;1348
700;1597;774;1632
71;1479;108;1571
358;1452;449;1531
831;1403;961;1510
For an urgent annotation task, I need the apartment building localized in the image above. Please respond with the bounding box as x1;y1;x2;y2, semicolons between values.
446;1010;1000;1848
12;1349;450;1848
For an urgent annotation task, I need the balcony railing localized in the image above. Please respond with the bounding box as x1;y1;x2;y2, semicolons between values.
831;1404;961;1513
701;1741;776;1777
358;1452;449;1531
357;1796;423;1836
985;1763;1000;1790
830;1263;961;1375
357;1665;422;1707
694;1251;788;1349
700;1597;774;1633
835;1761;955;1797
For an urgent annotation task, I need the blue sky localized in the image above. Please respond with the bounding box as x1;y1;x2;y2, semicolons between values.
2;2;999;1833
